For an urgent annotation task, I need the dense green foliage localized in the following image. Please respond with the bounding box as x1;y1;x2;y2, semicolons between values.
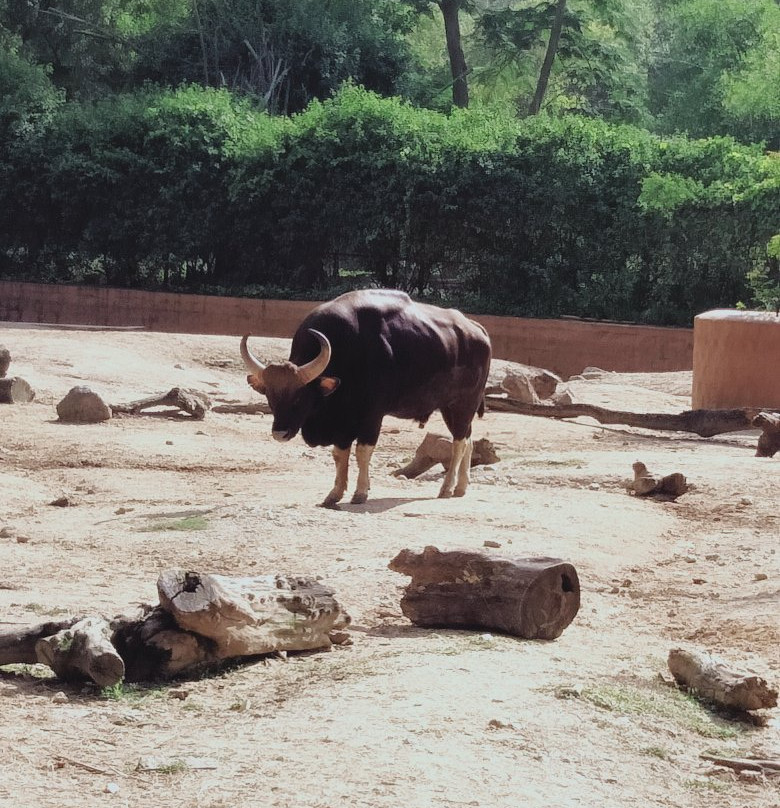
2;0;779;322
2;85;778;323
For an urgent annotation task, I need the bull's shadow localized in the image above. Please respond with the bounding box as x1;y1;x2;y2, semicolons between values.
326;496;433;514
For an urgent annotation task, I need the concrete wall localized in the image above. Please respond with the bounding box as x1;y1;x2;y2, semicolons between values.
0;281;693;378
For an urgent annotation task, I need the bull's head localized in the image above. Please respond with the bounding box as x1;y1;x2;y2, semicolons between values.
240;329;340;442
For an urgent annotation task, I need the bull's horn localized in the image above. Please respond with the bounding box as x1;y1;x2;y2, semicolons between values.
240;335;266;379
296;329;331;384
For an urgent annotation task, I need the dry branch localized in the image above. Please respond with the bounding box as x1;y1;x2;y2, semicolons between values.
389;546;580;640
668;648;778;712
0;619;79;665
111;388;210;420
485;396;763;438
700;754;780;775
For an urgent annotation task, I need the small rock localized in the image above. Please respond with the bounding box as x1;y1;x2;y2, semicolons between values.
115;506;133;515
165;440;174;446
692;578;706;585
483;540;501;548
480;633;494;641
684;555;697;563
56;386;111;423
104;783;120;794
167;688;190;701
588;482;601;491
737;770;764;784
704;553;720;561
328;631;352;646
754;573;768;582
174;363;184;369
16;535;30;544
609;586;620;594
739;496;753;506
621;579;632;588
0;527;14;538
52;691;69;704
49;496;71;507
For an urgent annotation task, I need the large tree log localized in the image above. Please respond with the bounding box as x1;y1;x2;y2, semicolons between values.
0;619;78;665
484;396;764;438
157;570;350;658
35;617;125;686
389;546;580;640
0;570;351;684
668;648;778;712
0;377;35;404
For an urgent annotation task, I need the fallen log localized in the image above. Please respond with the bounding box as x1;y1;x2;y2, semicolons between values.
111;388;210;420
0;619;79;665
754;412;780;457
630;461;689;498
393;433;499;479
0;569;351;684
668;647;778;712
156;570;351;659
35;617;125;687
484;396;762;438
0;377;35;404
389;546;580;640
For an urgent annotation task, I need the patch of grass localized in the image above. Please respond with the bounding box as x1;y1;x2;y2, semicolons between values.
522;458;586;468
0;663;55;679
641;745;672;760
142;515;210;532
581;682;739;740
100;682;165;702
683;778;731;794
23;603;72;617
554;680;741;740
155;761;188;775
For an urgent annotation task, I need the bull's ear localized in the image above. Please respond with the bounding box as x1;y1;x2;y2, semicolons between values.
318;376;340;396
247;373;266;395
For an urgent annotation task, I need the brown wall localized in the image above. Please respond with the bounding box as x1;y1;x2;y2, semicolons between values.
0;281;693;378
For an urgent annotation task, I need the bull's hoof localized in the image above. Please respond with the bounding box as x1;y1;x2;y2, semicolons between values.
437;487;454;499
453;487;468;497
320;492;344;509
350;491;368;505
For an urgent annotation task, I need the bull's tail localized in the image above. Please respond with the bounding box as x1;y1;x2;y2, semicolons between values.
477;395;485;419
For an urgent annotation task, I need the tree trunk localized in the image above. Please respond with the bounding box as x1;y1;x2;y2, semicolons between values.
754;412;780;457
440;0;469;108
529;0;567;115
389;546;580;640
0;619;78;665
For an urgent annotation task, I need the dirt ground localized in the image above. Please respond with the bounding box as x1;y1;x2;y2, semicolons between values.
0;325;778;808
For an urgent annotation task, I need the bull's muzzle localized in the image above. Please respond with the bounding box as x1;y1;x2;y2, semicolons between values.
272;429;295;442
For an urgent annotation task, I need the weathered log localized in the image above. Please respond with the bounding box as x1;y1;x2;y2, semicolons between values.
111;388;211;420
389;546;580;640
630;461;689;498
668;648;778;712
754;412;780;457
484;396;764;438
393;433;499;479
0;619;79;665
211;401;272;415
0;377;35;404
157;570;351;659
35;617;125;686
111;606;219;682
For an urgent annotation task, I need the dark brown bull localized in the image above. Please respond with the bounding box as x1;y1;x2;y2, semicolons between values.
240;289;491;506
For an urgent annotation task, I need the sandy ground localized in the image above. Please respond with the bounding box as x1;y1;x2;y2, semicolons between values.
0;325;778;808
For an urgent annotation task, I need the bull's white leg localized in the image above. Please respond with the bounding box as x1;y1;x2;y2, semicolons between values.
351;443;375;504
438;437;471;498
322;446;350;507
454;437;473;497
